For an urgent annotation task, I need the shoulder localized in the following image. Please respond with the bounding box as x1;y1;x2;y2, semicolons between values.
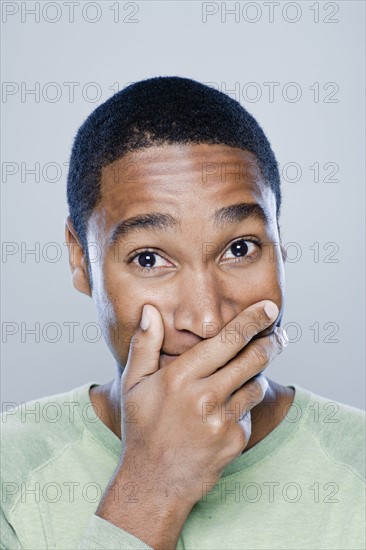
0;383;93;505
293;384;365;482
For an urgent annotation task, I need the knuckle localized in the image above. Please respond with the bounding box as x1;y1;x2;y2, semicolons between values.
236;427;247;449
163;368;181;394
254;377;268;399
128;329;144;352
198;388;222;425
246;384;258;404
242;309;270;341
249;309;262;327
221;320;244;347
207;416;224;436
243;311;261;339
189;347;209;371
249;341;270;364
230;362;242;377
199;389;220;409
245;377;267;403
266;329;284;355
228;427;247;458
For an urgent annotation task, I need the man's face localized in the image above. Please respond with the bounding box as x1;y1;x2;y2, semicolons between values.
67;143;285;371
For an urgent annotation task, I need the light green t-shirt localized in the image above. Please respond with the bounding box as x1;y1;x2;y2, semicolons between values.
1;381;365;549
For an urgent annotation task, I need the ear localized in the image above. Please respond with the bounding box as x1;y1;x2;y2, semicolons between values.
64;216;92;297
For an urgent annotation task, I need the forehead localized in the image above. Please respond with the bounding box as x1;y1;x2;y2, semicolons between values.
90;143;275;239
101;143;264;194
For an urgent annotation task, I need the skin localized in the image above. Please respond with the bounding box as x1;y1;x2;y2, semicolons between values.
65;143;295;547
66;142;294;443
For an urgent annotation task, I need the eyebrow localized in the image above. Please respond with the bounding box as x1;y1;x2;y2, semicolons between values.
109;202;270;246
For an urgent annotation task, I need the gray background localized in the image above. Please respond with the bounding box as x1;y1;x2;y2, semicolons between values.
1;1;365;409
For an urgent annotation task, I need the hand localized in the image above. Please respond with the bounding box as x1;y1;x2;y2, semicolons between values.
118;300;286;507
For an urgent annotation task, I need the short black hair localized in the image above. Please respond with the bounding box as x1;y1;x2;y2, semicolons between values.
66;76;281;269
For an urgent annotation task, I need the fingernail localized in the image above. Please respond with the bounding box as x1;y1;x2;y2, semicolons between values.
264;301;279;320
140;305;151;331
282;328;289;346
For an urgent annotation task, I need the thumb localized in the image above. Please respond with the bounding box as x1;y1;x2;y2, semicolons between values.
122;304;164;392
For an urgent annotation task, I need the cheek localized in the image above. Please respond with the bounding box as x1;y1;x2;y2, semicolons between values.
93;249;285;364
236;253;284;295
93;262;171;365
228;253;285;321
91;268;140;364
235;263;285;339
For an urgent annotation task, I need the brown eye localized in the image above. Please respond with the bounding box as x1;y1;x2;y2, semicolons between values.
230;240;249;257
137;252;157;268
128;249;172;272
222;239;260;263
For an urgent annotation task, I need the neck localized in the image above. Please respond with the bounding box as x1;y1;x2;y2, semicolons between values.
242;379;295;452
89;377;295;451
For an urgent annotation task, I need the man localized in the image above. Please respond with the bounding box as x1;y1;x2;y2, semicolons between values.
1;76;364;550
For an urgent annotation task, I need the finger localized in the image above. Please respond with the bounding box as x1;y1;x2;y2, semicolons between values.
211;327;286;399
237;408;252;443
122;304;164;393
225;373;269;424
173;300;279;381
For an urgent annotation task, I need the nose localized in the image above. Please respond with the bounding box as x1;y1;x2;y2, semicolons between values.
173;268;235;339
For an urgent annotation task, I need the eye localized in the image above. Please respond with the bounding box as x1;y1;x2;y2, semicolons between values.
221;238;260;263
128;249;171;271
127;237;261;274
